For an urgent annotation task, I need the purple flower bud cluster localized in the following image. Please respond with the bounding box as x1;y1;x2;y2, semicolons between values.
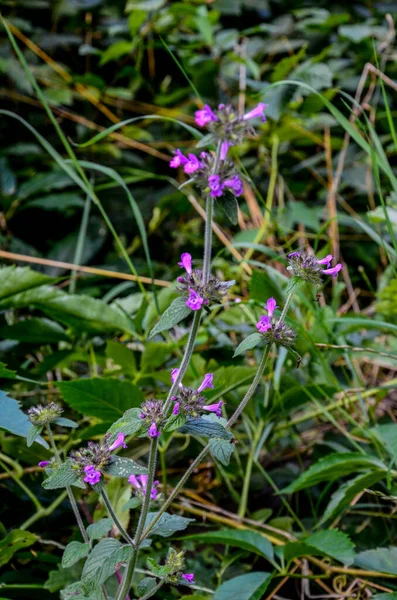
139;399;163;439
70;433;128;486
287;251;343;286
170;148;243;199
171;370;224;419
177;253;234;311
28;402;63;426
129;474;159;500
256;297;296;348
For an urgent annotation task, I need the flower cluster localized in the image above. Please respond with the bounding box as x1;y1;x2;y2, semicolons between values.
70;433;127;485
256;297;296;348
171;370;224;418
129;474;159;500
194;102;268;158
170;148;243;199
287;251;343;286
139;399;163;438
28;402;63;426
161;547;195;586
177;252;234;311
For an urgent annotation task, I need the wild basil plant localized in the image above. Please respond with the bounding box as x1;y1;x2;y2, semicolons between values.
26;103;342;600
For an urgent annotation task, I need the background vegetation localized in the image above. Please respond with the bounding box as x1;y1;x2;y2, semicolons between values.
1;0;397;598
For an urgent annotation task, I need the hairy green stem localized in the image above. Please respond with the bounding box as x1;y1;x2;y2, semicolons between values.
202;195;214;285
101;489;135;546
115;438;159;600
20;491;68;530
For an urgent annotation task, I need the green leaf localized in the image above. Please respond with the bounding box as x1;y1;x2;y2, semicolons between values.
320;471;386;525
94;545;131;587
184;529;274;562
0;266;52;302
26;424;42;447
281;453;386;493
0;362;16;379
283;530;355;565
137;577;157;597
61;581;103;600
374;423;397;463
100;41;134;66
0;317;70;343
126;0;166;10
103;455;148;478
354;546;397;575
0;530;37;568
149;296;191;338
373;594;397;600
26;192;85;211
0;391;48;448
147;556;169;578
42;459;85;490
233;333;263;357
213;572;272;600
58;378;144;421
107;408;144;438
209;437;235;466
217;193;239;225
54;417;78;428
62;541;90;568
178;417;232;440
105;340;136;377
86;518;113;541
145;512;194;537
82;538;121;582
164;412;186;432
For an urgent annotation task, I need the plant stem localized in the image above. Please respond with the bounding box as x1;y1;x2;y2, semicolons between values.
20;491;68;530
46;425;89;544
101;489;135;546
115;437;159;600
202;195;214;285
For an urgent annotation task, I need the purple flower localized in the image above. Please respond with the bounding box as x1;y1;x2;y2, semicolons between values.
195;104;217;127
202;400;223;418
178;253;193;274
172;401;180;415
108;432;127;452
265;297;278;318
288;251;300;258
224;175;244;196
171;368;180;383
148;422;161;438
38;461;49;468
170;149;188;168
256;315;271;333
181;573;195;584
208;174;224;198
186;289;205;311
84;465;102;485
317;254;333;268
243;102;268;121
220;140;230;160
129;474;159;500
322;264;343;279
197;373;214;393
184;154;203;174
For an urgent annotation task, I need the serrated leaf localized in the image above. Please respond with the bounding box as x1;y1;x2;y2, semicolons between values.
62;541;90;568
86;518;113;541
82;538;121;582
0;266;52;302
283;530;355;565
149;296;191;338
213;572;272;600
0;317;70;343
184;529;274;562
42;459;85;490
103;455;148;478
354;546;397;575
147;556;169;577
27;424;42;447
233;333;262;357
0;530;37;568
54;417;79;428
107;408;144;438
320;471;386;525
209;437;235;466
0;391;48;448
178;417;232;440
281;453;386;493
164;412;186;432
58;379;144;421
145;512;194;537
95;545;131;586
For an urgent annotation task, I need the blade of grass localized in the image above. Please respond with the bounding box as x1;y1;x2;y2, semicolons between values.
69;191;91;294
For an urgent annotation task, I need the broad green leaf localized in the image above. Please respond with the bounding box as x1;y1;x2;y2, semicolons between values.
107;408;144;438
137;577;157;597
213;572;272;600
26;424;42;447
184;529;274;562
0;529;37;568
164;412;186;432
320;471;386;525
0;391;48;448
105;340;136;377
209;437;235;466
94;545;131;586
233;333;263;357
0;317;70;343
45;563;83;593
26;192;84;211
0;362;16;379
147;556;169;577
373;594;397;600
217;193;239;225
145;512;194;537
281;453;386;493
0;266;52;301
354;546;397;575
374;423;397;462
178;417;232;440
42;459;85;490
58;378;144;421
54;417;78;428
62;541;90;568
86;518;113;541
283;530;355;565
61;581;103;600
82;538;121;582
149;296;191;338
103;455;148;478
